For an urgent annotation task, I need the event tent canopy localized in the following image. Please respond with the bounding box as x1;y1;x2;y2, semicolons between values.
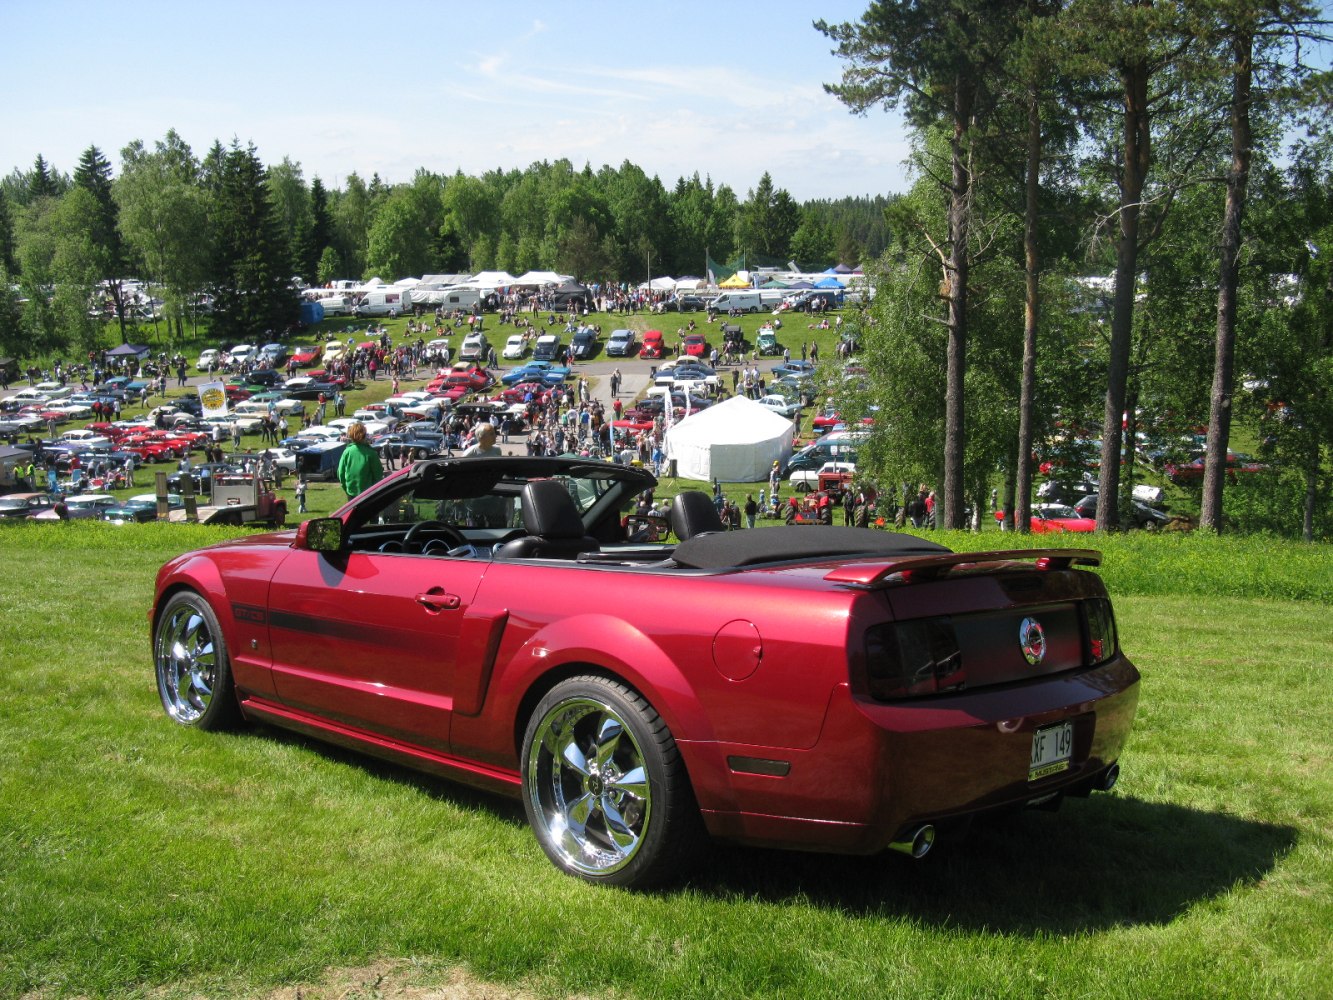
664;396;795;483
513;270;572;287
465;271;519;290
105;343;152;360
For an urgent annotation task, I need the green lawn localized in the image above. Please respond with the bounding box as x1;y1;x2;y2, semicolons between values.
0;525;1328;999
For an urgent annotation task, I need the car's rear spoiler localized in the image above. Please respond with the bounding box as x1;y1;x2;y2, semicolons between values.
824;548;1102;588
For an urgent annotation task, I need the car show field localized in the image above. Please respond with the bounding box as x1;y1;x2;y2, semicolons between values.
2;305;1328;999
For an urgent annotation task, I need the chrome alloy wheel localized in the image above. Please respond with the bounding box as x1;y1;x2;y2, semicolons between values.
156;601;220;724
526;696;652;877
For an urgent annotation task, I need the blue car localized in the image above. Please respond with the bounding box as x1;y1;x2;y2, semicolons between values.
500;361;570;386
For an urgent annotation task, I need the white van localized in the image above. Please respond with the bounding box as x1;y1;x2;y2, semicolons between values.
317;295;351;316
355;290;408;317
709;291;763;314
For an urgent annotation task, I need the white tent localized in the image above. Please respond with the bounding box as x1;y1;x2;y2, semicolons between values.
638;276;677;291
466;270;519;290
664;396;795;483
513;270;571;287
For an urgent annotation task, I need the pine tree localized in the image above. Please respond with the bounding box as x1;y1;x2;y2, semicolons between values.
28;154;59;200
209;142;298;342
74;145;131;340
0;187;17;274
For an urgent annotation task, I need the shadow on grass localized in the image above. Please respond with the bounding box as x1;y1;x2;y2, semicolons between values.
252;727;1294;933
688;796;1297;933
255;723;528;825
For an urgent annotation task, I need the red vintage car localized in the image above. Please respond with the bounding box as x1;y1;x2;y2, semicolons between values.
289;345;320;367
496;381;553;405
152;456;1138;888
1163;450;1266;484
123;438;180;462
640;330;665;359
996;504;1098;534
306;369;350;389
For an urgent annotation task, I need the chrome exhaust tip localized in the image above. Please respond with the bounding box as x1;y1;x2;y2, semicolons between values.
889;824;936;859
1097;763;1121;792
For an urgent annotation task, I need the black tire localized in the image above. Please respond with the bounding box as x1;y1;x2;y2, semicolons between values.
153;590;242;730
521;675;703;887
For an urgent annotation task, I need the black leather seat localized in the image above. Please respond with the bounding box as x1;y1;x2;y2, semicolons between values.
670;490;726;540
492;479;600;560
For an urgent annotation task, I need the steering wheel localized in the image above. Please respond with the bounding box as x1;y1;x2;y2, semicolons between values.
402;520;467;553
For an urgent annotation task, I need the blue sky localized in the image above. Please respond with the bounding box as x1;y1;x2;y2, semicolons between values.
0;0;914;201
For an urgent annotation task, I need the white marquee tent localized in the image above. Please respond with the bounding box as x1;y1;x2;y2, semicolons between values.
664;396;795;483
513;270;572;287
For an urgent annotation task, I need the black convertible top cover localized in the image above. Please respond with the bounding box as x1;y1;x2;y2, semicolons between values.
671;526;951;570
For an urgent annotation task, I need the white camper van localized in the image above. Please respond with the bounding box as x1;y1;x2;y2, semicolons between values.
354;289;408;317
317;295;351;316
708;290;763;314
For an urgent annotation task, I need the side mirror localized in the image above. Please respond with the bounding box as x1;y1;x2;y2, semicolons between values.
295;517;344;552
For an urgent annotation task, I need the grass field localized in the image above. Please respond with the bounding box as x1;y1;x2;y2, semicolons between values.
0;524;1328;999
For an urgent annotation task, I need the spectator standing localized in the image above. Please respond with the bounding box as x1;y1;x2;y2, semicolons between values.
336;422;384;499
462;423;501;457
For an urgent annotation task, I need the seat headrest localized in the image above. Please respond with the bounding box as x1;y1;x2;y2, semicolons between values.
670;490;726;541
520;479;588;539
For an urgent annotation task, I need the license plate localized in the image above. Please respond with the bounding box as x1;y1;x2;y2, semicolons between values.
1029;721;1073;781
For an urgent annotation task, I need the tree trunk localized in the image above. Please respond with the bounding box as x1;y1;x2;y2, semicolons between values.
944;75;975;530
1016;80;1042;534
1002;462;1017;533
1097;57;1150;532
1303;440;1317;543
1201;27;1253;532
1122;377;1141;521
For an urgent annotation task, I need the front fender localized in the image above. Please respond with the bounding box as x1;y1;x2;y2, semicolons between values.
152;551;280;699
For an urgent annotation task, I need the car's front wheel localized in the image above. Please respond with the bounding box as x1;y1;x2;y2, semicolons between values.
521;676;702;887
154;591;241;730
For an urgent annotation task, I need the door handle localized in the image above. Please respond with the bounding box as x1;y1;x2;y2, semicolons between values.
416;589;460;611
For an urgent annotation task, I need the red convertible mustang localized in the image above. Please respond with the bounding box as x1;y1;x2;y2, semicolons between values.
152;457;1138;887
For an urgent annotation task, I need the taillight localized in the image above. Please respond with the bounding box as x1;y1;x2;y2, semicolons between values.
1085;598;1118;664
864;618;964;700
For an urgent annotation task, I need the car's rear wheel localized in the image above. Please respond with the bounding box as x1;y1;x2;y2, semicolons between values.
154;591;240;730
521;676;701;887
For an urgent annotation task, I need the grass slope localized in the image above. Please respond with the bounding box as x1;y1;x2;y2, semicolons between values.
0;525;1328;999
